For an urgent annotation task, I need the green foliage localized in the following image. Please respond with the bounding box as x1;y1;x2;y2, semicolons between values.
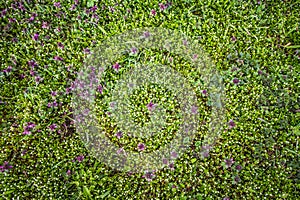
0;0;299;199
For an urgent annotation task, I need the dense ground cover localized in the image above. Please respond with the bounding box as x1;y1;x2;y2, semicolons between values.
0;0;299;199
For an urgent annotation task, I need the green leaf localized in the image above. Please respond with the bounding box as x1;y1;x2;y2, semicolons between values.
83;186;92;198
195;141;202;147
87;0;95;7
285;45;300;49
100;190;110;199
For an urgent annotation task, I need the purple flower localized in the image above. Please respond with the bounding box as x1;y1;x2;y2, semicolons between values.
52;101;58;107
168;162;175;170
223;197;230;200
236;165;242;171
228;119;236;128
49;124;57;131
159;3;167;11
115;131;123;139
42;21;49;29
23;130;31;135
27;122;36;129
170;151;178;159
12;37;18;43
70;4;76;10
66;170;71;175
231;36;237;42
166;2;173;7
201;151;210;158
66;87;72;94
23;122;36;134
117;148;124;154
234;175;241;183
32;33;39;41
9;18;16;23
138;143;146;151
142;170;155;181
54;2;61;8
151;9;157;16
35;76;43;83
3;66;12;73
147;101;157;112
51;91;57;97
233;78;240;84
224;158;235;168
29;16;35;22
112;62;121;72
90;5;97;12
191;105;198;114
131;47;138;54
97;85;103;94
162;158;168;165
183;39;188;46
84;48;90;54
54;56;63;61
18;3;25;11
143;31;151;38
202;90;207;95
109;6;115;13
192;54;198;60
1;9;7;17
28;60;38;68
30;70;35;76
21;150;27;156
57;42;64;49
76;155;84;162
0;161;13;173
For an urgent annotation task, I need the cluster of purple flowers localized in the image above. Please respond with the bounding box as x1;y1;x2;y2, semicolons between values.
151;2;172;16
142;170;156;182
0;161;12;173
23;122;36;135
2;66;12;73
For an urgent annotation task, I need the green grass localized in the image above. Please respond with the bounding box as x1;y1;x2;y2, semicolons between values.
0;0;299;199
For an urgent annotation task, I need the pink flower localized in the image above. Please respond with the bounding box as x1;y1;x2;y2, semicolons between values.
191;105;198;114
42;21;49;29
143;31;151;38
57;42;64;49
151;9;156;16
112;63;121;72
228;119;236;128
49;124;57;131
117;148;124;154
76;155;84;162
54;2;61;8
54;56;63;61
97;85;103;94
138;143;146;151
32;33;39;41
142;170;155;181
170;151;178;159
233;78;240;84
115;131;123;139
159;3;167;11
224;158;235;168
147;101;157;112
